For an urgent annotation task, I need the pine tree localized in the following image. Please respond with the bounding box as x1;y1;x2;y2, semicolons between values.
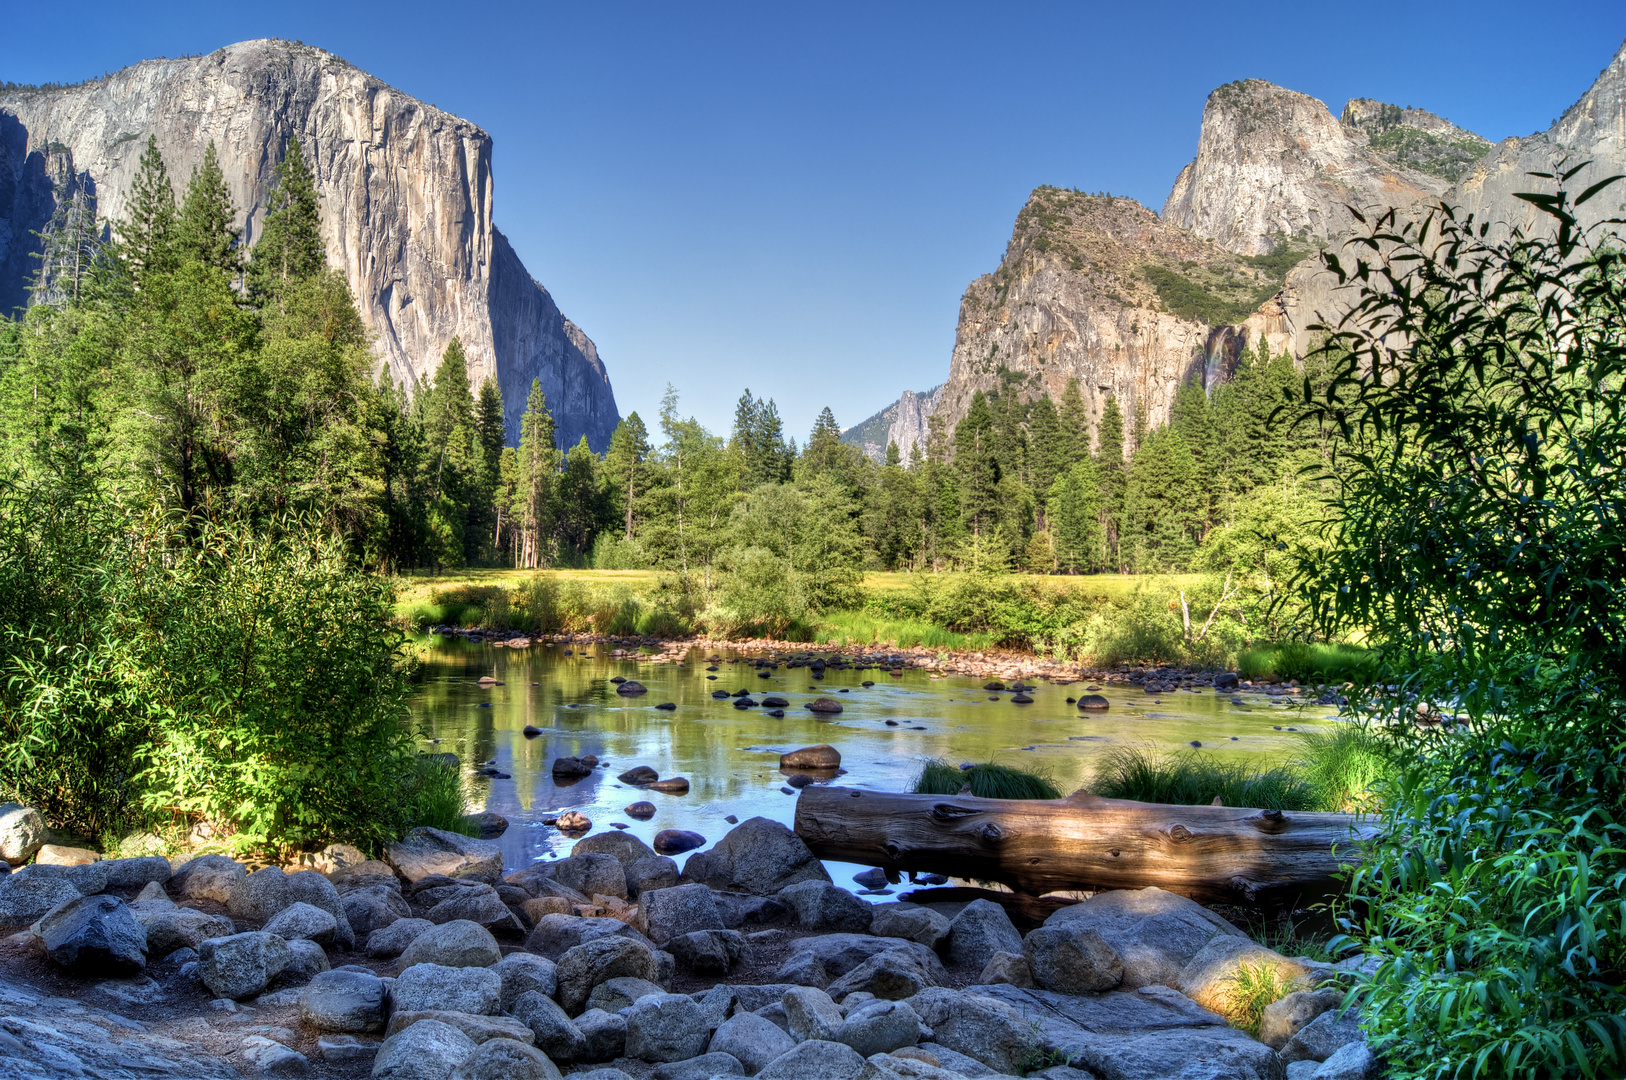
1095;395;1127;569
954;390;1001;541
1128;393;1149;455
514;378;556;568
1169;378;1217;539
1049;458;1103;573
419;337;478;566
554;435;604;560
884;440;901;468
474;376;505;550
1058;377;1090;466
117;136;177;288
250;135;324;304
605;412;652;541
30;175;101;307
801;406;846;477
1026;394;1064;506
174;142;241;279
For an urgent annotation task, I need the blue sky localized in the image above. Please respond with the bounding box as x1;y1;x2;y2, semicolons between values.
6;3;1624;437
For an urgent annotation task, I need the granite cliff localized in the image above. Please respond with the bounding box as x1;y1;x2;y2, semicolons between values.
0;39;618;450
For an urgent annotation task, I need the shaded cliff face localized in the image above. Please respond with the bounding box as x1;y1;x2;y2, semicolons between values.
0;39;618;450
842;383;943;464
1162;79;1449;256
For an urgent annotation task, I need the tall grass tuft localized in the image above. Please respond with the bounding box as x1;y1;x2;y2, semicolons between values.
399;759;478;836
1294;724;1391;813
912;759;1062;800
1237;642;1375;683
1088;746;1320;810
1217;962;1288;1037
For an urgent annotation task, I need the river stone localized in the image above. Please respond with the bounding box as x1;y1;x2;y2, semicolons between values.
0;803;45;865
625;992;711;1062
198;931;292;1000
0;871;82;931
617;766;659;785
1281;1007;1365;1064
669;928;750;974
653;829;706;855
784;986;844;1041
945;900;1023;970
978;951;1036;988
366;918;433;958
101;856;174;889
397;919;502;970
833;998;921;1058
781;743;840;766
173;854;247;904
557;935;661;1014
238;1035;311;1077
1261;988;1343;1050
616;681;647;696
681;817;831;896
344;884;412;938
509;989;586;1059
553;853;628;899
264;901;341;945
450;1036;562;1080
387;1009;534;1045
460;812;510;839
643;882;724;944
756;1039;867;1080
778;934;947;989
574;830;658;868
777;880;873;932
526;913;651;959
371;1018;477;1080
1178;934;1315;1016
39;894;148;974
626;802;657;820
426;884;523;933
387;828;505;884
625;855;680;899
1043;885;1249;989
133;902;235;957
494;952;558;1011
826;949;940;1000
905;989;1037;1075
227;866;293;922
1077;695;1110;711
284;937;331;979
300;969;386;1032
655;1052;743;1080
649;777;691;794
552;756;593;777
586;976;666;1013
37;844;100;866
284;870;355;946
709;1010;797;1074
576;1008;628;1062
393;962;501;1015
1023;924;1124;993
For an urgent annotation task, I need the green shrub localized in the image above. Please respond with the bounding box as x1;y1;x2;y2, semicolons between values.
912;759;1062;800
1294;724;1391;813
1088;746;1320;810
590;532;651;570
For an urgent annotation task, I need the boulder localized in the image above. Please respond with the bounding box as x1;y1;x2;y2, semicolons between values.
135;880;168;902
525;913;651;960
802;699;845;716
617;766;659;785
826;949;940;1000
783;986;844;1042
1042;885;1249;989
0;802;46;865
227;866;294;922
777;934;946;991
366;918;434;959
386;828;504;884
238;1035;311;1077
781;744;840;766
284;870;356;946
510;990;587;1060
35;844;98;867
553;853;629;899
309;843;370;878
668;929;750;974
575;1008;627;1063
1281;1007;1365;1064
522;897;575;923
426;884;524;934
197;931;292;1000
978;951;1036;988
655;1052;742;1079
459;812;510;840
393;962;501;1015
624;992;712;1062
906;989;1038;1075
397;919;502;970
343;884;413;939
101;855;175;890
586;976;667;1013
493;952;559;1011
756;1040;866;1080
944;899;1023;970
299;969;387;1032
1077;695;1110;711
777;881;873;932
626;802;657;820
1306;1040;1378;1079
264;901;341;945
553;757;594;777
1177;934;1315;1016
0;871;82;932
713;891;788;928
173;854;247;904
649;778;690;794
709;1011;797;1074
833;998;921;1058
1023;924;1124;994
574;831;658;867
625;855;681;898
643;882;724;944
133;903;236;957
39;894;147;974
681;817;831;896
371;1018;477;1080
556;935;661;1014
1261;988;1343;1050
316;1036;377;1065
653;830;706;855
615;681;648;696
284;937;332;979
450;1036;561;1080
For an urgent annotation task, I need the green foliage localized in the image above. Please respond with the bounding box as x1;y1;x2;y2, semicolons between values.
1293;724;1391;813
1088;746;1321;810
1365;126;1491;182
1216;962;1288;1037
398;759;477;836
912;759;1062;800
1141;262;1279;326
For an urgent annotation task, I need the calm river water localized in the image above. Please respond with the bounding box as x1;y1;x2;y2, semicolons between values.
407;635;1340;888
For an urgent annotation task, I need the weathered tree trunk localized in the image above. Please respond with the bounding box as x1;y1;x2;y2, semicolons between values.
794;787;1380;905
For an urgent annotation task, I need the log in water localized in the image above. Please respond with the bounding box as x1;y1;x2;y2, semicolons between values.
793;786;1380;905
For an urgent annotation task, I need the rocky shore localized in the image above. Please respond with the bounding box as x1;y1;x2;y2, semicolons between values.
0;801;1378;1080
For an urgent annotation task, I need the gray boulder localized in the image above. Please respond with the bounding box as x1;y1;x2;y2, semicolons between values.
978;951;1036;988
625;992;712;1062
384;1010;534;1044
575;1007;628;1062
387;828;504;884
263;901;341;945
573;830;659;868
343;883;412;939
525;912;650;959
132;901;236;957
1308;1040;1378;1079
100;856;174;890
397;919;502;969
643;882;725;944
449;1037;562;1080
1261;988;1343;1050
284;937;331;979
784;986;844;1041
493;952;558;1011
284;870;356;948
366;918;433;959
906;989;1037;1075
1023;924;1124;993
826;949;940;1000
556;935;661;1014
587;975;668;1013
655;1052;743;1079
1043;885;1249;989
680;817;831;896
39;894;148;974
944;900;1022;971
1177;933;1315;1017
868;904;951;947
625;855;681;899
228;866;294;922
511;989;587;1060
173;854;246;904
392;962;501;1016
426;884;523;934
669;928;750;974
197;931;292;1000
755;1040;866;1080
0;871;81;931
833;998;921;1058
1281;1007;1365;1064
371;1018;476;1080
299;969;387;1032
238;1035;311;1077
554;853;629;899
777;881;873;933
0;802;46;865
709;1011;797;1074
777;934;946;990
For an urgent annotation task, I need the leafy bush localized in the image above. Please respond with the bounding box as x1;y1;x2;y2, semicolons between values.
1088;746;1320;810
590;532;651;569
912;759;1062;800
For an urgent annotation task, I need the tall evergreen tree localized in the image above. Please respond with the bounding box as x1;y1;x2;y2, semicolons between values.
800;406;846;477
250;136;324;304
419;337;477;566
174;142;240;278
605;412;652;541
1058;377;1090;466
117;136;177;288
1049;457;1102;573
954;390;1001;542
554;435;604;560
514;378;556;568
472;376;505;552
1095;395;1127;569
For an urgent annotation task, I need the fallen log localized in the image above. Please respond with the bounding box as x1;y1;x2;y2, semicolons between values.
794;786;1380;906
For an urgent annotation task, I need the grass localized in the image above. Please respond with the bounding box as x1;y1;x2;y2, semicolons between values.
1236;641;1376;683
1088;746;1320;810
912;759;1062;800
401;759;479;836
1294;724;1391;813
1217;962;1288;1037
860;570;1204;601
813;610;996;651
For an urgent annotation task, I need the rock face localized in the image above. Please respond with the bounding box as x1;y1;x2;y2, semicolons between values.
840;384;944;464
0;39;618;449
